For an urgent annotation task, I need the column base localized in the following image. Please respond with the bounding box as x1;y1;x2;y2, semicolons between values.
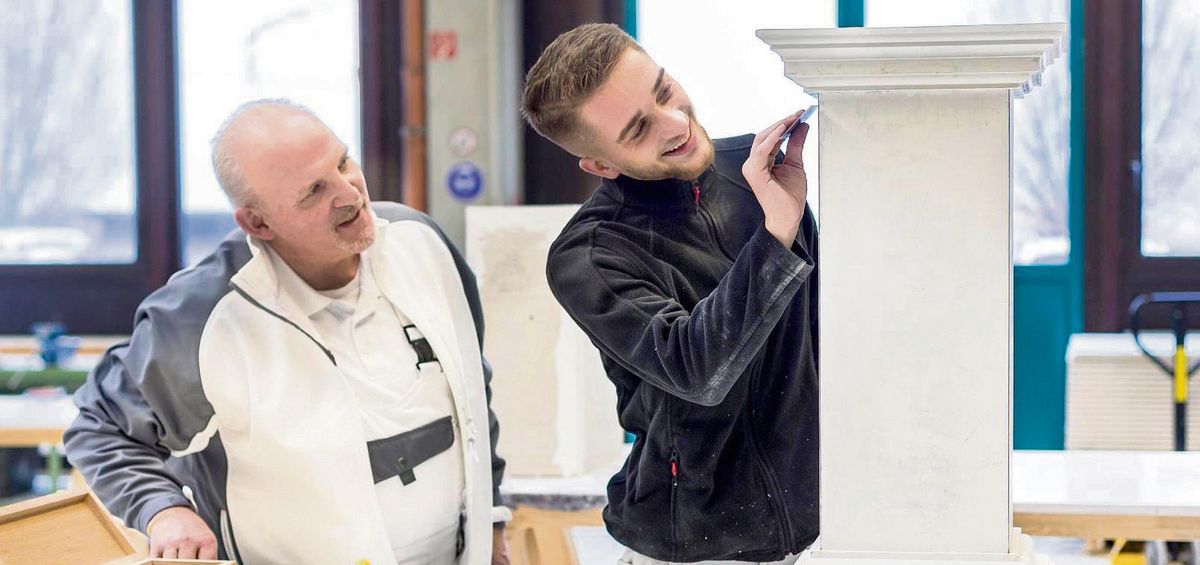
809;529;1051;565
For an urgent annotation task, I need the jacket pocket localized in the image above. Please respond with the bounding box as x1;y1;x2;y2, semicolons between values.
365;415;455;485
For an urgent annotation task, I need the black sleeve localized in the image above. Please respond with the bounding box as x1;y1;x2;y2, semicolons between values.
547;222;814;407
802;205;819;369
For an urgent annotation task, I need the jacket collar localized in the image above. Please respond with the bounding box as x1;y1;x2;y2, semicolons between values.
610;167;714;212
263;245;363;320
230;211;389;317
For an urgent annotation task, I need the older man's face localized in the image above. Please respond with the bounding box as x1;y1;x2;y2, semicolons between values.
236;112;374;264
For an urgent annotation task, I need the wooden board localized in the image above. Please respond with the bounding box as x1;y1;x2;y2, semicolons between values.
0;490;138;565
507;506;604;565
1013;450;1200;540
1013;512;1200;541
0;426;65;447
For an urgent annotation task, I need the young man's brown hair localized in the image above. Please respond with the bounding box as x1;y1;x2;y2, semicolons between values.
520;22;642;151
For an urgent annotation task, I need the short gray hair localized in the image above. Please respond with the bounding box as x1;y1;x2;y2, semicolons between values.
209;98;319;207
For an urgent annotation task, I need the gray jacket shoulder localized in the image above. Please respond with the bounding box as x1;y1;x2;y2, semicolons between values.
72;227;253;453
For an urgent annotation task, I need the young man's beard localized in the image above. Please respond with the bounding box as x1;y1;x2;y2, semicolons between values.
620;122;716;182
668;134;715;181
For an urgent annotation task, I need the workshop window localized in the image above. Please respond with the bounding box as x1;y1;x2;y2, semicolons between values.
1140;0;1200;257
1084;0;1200;330
867;0;1074;266
177;0;363;265
0;0;137;265
0;0;406;334
636;0;837;214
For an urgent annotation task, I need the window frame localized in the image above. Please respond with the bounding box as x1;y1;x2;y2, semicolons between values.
0;0;410;334
1;1;179;334
1083;0;1200;331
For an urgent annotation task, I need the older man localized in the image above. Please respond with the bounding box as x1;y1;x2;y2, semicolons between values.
65;100;510;564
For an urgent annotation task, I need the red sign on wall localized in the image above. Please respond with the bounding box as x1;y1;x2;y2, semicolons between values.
429;30;458;62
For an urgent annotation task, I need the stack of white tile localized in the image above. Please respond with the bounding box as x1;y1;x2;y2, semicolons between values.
1066;333;1200;450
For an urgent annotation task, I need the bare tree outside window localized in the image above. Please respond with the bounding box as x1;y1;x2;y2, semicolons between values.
0;0;136;264
868;0;1072;266
638;0;837;215
1141;0;1200;257
177;0;361;265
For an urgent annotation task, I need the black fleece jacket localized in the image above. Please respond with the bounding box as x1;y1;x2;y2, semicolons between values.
546;134;820;562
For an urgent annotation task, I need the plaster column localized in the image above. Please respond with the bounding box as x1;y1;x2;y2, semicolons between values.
758;24;1064;565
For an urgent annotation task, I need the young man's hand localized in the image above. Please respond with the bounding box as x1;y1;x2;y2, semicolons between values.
741;111;810;247
147;506;218;559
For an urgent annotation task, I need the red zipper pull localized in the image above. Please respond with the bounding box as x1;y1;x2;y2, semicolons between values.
693;183;700;206
670;451;679;485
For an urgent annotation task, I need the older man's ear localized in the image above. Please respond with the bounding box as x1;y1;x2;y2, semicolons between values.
234;206;275;241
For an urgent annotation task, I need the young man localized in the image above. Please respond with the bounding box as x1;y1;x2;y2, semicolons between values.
523;24;819;565
65;100;511;565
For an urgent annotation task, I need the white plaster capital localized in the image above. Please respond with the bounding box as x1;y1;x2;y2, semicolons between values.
756;24;1065;95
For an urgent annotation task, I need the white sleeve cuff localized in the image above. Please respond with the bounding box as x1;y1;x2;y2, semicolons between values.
491;505;513;523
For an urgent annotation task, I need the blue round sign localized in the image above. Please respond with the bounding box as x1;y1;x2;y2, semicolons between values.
446;162;484;201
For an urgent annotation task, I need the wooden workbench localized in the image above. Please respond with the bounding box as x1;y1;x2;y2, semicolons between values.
502;449;1200;542
1013;450;1200;540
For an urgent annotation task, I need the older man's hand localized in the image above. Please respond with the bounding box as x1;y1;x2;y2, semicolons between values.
492;523;512;565
147;506;218;560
